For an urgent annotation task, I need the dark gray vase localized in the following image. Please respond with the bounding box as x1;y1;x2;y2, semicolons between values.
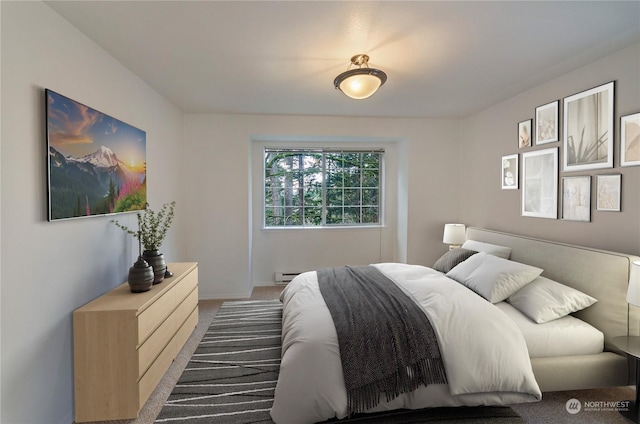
128;257;154;293
143;250;167;284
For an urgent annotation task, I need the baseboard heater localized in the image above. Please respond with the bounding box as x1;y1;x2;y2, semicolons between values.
274;272;301;285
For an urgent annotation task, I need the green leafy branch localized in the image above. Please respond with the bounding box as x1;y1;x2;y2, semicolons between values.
112;201;176;251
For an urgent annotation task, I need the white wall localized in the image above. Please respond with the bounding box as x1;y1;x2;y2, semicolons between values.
458;43;640;255
250;136;402;286
183;114;459;298
0;2;184;423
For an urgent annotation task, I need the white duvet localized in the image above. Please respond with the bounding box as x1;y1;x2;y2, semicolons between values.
270;263;541;424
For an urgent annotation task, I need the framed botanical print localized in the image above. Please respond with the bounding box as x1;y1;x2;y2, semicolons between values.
518;119;532;148
561;176;591;222
521;147;558;219
501;154;518;189
563;81;614;172
621;112;640;167
535;100;559;145
596;174;621;211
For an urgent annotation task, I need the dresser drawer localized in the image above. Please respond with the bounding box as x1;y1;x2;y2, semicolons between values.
174;268;198;303
175;288;198;327
138;286;176;344
138;312;176;378
174;308;198;357
138;335;176;409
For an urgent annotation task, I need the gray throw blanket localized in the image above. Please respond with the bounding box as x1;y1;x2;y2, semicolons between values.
317;265;447;415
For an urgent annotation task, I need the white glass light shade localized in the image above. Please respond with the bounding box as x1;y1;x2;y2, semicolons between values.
334;54;387;100
338;72;383;100
626;261;640;307
443;223;466;247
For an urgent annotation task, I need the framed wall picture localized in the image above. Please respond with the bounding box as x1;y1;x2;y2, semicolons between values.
46;89;147;221
562;176;591;222
596;174;621;211
535;100;559;145
521;147;558;219
563;81;614;172
518;119;532;148
501;154;518;189
621;112;640;167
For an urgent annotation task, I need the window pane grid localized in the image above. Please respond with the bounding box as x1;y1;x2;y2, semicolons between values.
265;149;382;227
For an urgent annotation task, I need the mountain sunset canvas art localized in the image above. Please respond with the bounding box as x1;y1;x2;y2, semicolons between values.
46;89;147;220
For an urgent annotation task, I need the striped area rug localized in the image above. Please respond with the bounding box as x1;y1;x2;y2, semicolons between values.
155;300;282;424
156;299;526;424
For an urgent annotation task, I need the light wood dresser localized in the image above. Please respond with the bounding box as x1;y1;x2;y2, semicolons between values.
73;262;198;422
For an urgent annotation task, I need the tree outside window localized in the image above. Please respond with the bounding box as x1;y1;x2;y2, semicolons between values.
264;149;382;227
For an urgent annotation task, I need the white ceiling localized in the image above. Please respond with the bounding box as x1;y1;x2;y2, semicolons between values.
45;1;640;119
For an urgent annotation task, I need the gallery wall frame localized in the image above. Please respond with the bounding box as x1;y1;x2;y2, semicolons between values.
521;147;558;219
535;100;559;145
563;81;614;172
596;174;621;212
518;119;532;148
561;176;591;222
501;154;518;189
620;112;640;167
46;89;147;221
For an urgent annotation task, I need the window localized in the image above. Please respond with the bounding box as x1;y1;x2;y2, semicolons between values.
264;148;383;227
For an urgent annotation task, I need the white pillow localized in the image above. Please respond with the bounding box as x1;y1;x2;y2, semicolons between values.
461;240;512;259
507;276;597;323
446;252;542;303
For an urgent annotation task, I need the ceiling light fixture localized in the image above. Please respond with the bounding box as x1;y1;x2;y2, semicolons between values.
334;54;387;100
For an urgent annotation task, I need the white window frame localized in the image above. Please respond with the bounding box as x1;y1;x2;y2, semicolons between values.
263;147;384;228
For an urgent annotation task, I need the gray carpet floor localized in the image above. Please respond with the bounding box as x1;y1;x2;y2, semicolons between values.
86;286;636;424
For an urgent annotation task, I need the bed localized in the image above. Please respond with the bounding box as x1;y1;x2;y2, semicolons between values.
270;227;640;424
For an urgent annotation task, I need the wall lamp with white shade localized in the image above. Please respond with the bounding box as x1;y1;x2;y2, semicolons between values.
334;54;387;100
619;260;640;421
626;261;640;308
443;224;466;250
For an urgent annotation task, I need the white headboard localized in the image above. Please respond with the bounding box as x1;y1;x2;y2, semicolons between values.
466;227;640;353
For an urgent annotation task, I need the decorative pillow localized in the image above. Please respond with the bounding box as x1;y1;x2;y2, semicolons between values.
446;252;542;303
507;276;597;323
433;248;478;273
461;240;512;259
